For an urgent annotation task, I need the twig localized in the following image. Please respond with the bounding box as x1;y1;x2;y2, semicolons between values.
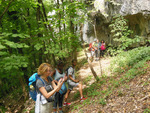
0;0;15;21
139;93;150;101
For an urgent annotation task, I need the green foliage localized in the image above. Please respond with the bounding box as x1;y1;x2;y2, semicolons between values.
0;106;7;113
83;75;92;84
109;15;141;53
143;108;150;113
0;0;87;100
0;32;29;98
73;91;80;100
98;98;106;106
73;47;149;110
73;104;82;110
110;46;150;73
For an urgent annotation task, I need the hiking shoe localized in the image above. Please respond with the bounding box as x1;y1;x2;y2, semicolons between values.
63;102;71;106
80;97;87;102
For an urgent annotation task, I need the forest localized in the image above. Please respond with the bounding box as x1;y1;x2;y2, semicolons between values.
0;0;150;113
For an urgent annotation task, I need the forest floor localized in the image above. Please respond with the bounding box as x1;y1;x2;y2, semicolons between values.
1;50;150;113
62;50;150;113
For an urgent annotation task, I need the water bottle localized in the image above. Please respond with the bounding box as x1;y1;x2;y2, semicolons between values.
30;85;35;91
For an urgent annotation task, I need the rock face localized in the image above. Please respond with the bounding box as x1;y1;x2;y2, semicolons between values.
83;0;150;45
120;0;150;15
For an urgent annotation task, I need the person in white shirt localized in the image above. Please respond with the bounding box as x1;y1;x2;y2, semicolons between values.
63;60;87;106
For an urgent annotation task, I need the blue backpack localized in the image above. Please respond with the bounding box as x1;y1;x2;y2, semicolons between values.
56;78;67;95
28;73;45;101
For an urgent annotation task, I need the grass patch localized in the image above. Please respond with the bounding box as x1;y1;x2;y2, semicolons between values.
71;47;150;111
98;98;106;106
83;75;93;84
73;91;80;100
143;108;150;113
110;47;150;74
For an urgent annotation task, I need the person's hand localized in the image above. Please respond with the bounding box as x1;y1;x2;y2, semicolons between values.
75;80;79;83
55;78;63;92
63;76;68;81
58;78;63;86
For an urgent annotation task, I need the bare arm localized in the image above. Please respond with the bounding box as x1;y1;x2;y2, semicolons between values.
39;79;63;99
69;75;79;83
63;74;68;82
39;86;58;99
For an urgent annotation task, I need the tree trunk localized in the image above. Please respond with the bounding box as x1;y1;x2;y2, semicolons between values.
36;0;43;66
80;24;99;81
61;0;66;33
56;0;63;50
52;54;56;66
19;77;28;100
69;0;77;61
93;21;103;76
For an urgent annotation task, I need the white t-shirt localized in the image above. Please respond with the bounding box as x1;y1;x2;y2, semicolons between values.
67;67;75;83
54;69;65;80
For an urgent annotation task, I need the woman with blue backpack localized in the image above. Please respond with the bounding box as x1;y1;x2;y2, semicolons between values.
50;61;67;113
35;63;64;113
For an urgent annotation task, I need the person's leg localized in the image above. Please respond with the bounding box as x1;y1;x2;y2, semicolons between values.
100;49;102;57
64;89;70;102
95;50;98;60
102;50;104;57
77;83;87;101
99;48;101;59
78;83;83;98
103;50;105;57
95;50;97;57
58;93;64;113
53;93;58;113
63;89;71;106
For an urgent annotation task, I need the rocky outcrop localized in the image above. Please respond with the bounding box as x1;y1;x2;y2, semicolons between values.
120;0;150;15
83;0;150;45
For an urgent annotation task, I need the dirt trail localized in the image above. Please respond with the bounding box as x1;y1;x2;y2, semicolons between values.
63;52;112;113
23;52;112;113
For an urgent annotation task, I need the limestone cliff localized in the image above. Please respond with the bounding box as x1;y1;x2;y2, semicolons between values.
83;0;150;45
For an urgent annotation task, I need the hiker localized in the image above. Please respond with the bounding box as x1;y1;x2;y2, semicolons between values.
98;39;101;58
63;60;87;106
88;42;93;51
88;41;95;58
93;39;100;61
100;40;106;57
35;63;64;113
50;61;67;113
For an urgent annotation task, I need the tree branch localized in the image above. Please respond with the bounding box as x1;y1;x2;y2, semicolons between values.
0;0;15;21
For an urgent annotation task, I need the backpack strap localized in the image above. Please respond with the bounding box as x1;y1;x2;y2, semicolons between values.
38;77;46;86
36;76;46;94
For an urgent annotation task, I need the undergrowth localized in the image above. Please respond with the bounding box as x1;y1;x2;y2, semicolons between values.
71;46;150;112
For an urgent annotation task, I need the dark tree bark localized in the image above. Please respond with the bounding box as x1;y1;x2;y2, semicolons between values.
69;0;77;61
61;0;66;32
40;0;56;65
37;0;43;66
56;0;63;50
